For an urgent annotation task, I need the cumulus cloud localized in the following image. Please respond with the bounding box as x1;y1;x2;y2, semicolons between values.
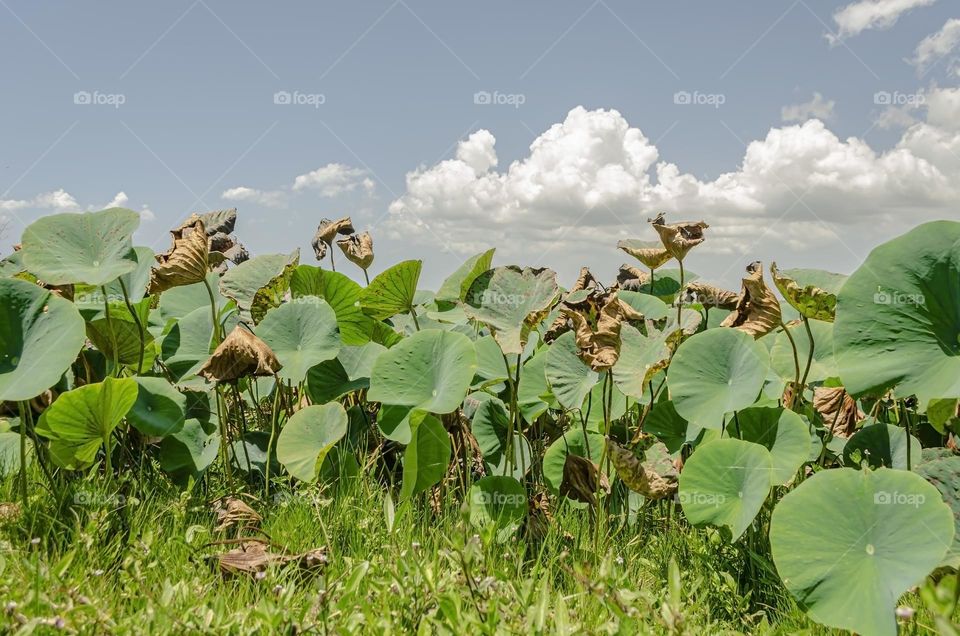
221;186;288;208
292;163;371;196
0;189;79;212
909;18;960;75
386;101;960;284
828;0;936;43
781;93;836;122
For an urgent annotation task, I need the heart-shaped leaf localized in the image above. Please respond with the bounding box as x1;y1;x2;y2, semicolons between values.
256;297;341;383
276;402;348;483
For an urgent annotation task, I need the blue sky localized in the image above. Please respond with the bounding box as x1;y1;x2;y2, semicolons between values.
2;1;959;288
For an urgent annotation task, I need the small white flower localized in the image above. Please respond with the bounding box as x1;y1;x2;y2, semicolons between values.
895;606;915;620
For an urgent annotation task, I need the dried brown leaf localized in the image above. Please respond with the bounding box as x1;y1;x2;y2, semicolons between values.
649;213;708;261
312;217;354;260
616;264;650;292
720;261;782;338
148;217;210;294
682;282;739;310
560;453;609;506
212;496;262;532
617;239;672;269
199;326;282;382
607;440;678;500
336;231;374;270
813;386;863;438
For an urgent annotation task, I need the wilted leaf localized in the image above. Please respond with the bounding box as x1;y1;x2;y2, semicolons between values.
617;239;672;269
198;208;237;235
212;539;329;577
212;496;262;532
607;439;678;500
682;282;738;310
813;386;863;438
564;293;629;371
312;217;354;260
149;217;210;294
616;264;650;291
649;213;708;261
771;263;845;322
220;251;300;324
336;231;374;270
720;261;781;338
559;453;609;506
199;325;281;382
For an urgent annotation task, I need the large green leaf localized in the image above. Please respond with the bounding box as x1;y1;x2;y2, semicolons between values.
400;412;450;500
159;306;215;382
726;406;810;485
276;402;348;483
544;331;598;410
517;347;555;424
463;266;559;355
158;273;224;322
436;248;495;304
678;438;772;541
467;475;527;542
360;260;422;320
256;297;341;383
128;376;187;437
612;323;670;400
86;303;156;373
770;467;955;636
668;328;770;430
368;329;476;443
158;390;219;486
542;428;605;496
915;454;960;568
290;265;373;345
21;208;140;286
37;377;138;469
771;265;847;322
0;278;86;402
219;250;299;323
834;221;960;408
471;397;531;479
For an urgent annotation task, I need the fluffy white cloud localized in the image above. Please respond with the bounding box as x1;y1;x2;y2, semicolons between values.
386;102;960;285
0;189;79;212
829;0;936;43
221;186;288;208
910;18;960;74
781;93;836;122
292;163;371;197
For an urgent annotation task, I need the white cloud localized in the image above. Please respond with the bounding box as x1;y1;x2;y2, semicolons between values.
221;186;288;208
292;163;371;196
0;189;79;212
781;92;836;122
874;105;920;128
829;0;936;43
909;18;960;74
139;205;156;222
387;103;960;284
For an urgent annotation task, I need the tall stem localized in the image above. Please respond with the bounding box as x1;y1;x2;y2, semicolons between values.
675;260;685;342
265;377;283;499
202;277;221;345
410;306;421;331
215;386;234;492
17;401;29;505
501;352;519;476
101;286;120;375
328;249;336;272
800;315;815;391
903;400;913;471
118;279;145;374
363;269;370;286
780;321;801;407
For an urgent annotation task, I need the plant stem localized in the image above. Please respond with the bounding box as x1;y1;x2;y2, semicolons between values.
780;321;801;407
328;249;336;272
215;385;234;492
17;401;28;506
501;351;519;476
265;376;283;499
410;306;421;331
676;260;685;340
903;400;913;471
118;279;145;374
101;286;120;375
363;269;370;286
202;277;221;345
800;315;815;392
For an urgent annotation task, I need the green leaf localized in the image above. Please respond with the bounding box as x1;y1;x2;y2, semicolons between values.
834;221;960;409
360;260;422;320
276;402;348;483
290;265;373;345
770;467;955;636
771;265;847;322
37;377;138;469
256;297;341;383
85;304;156;373
612;323;670;400
668;328;770;430
843;423;922;470
770;320;837;383
545;331;598;410
436;249;495;304
219;250;299;324
463;266;559;355
678;438;772;541
128;377;187;438
400;412;450;500
467;475;527;542
0;278;86;402
915;454;960;568
21;208;140;286
159;306;215;383
726;406;810;485
368;329;476;443
542;428;604;497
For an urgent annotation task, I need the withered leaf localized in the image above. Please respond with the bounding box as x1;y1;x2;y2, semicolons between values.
649;213;709;261
312;217;355;260
617;263;650;292
770;262;838;322
563;293;628;371
524;491;553;542
813;386;863;438
607;439;678;500
617;239;673;270
199;326;282;382
212;496;262;532
148;217;210;294
560;453;610;506
212;539;328;577
720;261;782;338
336;231;374;270
198;208;237;235
682;282;739;310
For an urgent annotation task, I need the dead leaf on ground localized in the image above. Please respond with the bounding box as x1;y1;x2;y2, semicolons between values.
720;261;782;338
199;326;282;383
0;502;21;525
212;495;262;532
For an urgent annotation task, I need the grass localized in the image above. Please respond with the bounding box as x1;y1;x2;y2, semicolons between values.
0;464;941;635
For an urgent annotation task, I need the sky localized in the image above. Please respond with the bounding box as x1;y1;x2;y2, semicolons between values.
1;0;959;289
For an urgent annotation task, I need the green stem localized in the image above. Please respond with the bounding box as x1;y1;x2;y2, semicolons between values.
410;306;421;331
363;269;370;286
232;383;253;476
501;352;519;476
780;321;801;407
202;277;221;345
800;315;815;391
675;260;685;340
17;401;28;506
328;249;336;272
118;279;146;374
903;400;913;471
102;286;120;376
215;386;234;492
265;377;283;500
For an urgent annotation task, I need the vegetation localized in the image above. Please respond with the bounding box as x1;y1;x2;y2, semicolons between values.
0;208;958;635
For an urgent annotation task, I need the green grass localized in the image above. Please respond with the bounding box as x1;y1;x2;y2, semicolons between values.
0;468;936;635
